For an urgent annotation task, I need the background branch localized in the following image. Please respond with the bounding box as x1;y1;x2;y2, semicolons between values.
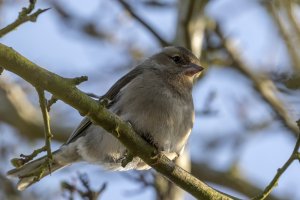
262;0;300;72
117;0;170;46
191;162;281;200
215;24;299;137
0;77;69;142
61;173;107;200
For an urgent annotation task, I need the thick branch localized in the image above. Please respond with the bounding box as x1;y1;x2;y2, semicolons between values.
174;0;208;56
0;43;235;200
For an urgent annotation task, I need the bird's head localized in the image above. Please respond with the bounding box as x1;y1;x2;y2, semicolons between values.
149;46;204;86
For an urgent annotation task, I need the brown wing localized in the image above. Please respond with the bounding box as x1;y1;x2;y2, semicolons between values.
65;67;143;144
101;67;143;100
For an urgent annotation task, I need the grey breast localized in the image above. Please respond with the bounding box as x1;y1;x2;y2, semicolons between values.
110;68;194;154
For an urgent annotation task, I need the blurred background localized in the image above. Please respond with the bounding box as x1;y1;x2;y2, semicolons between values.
1;0;300;199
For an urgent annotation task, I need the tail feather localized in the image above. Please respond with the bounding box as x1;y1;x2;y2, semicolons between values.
7;150;68;191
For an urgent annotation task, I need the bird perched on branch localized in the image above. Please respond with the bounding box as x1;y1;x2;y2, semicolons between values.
7;46;204;191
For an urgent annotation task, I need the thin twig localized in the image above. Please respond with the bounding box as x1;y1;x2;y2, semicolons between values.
192;162;282;200
0;0;50;38
66;76;88;85
12;88;56;183
36;88;53;170
10;146;46;167
52;1;114;42
117;0;170;46
47;95;58;112
253;120;300;200
10;89;55;169
0;78;69;142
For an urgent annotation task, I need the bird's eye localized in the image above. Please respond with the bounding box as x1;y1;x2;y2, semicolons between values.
171;56;182;64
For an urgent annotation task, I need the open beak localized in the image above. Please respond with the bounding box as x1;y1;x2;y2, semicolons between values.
184;63;204;76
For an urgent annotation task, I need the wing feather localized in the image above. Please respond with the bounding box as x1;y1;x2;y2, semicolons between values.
65;67;143;144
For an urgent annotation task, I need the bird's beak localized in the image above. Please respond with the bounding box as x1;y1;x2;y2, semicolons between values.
184;63;204;76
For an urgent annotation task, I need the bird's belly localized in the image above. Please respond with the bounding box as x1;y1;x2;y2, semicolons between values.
73;106;193;170
120;104;193;154
108;84;194;160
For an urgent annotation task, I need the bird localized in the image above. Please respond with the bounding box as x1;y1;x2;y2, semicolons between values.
7;46;204;191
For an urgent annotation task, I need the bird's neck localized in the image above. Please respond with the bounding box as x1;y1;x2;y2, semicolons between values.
164;74;193;98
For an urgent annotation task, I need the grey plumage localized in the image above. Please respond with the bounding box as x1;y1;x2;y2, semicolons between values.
7;46;204;191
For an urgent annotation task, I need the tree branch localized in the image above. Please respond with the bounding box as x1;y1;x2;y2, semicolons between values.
191;162;281;200
51;1;115;42
253;120;300;200
0;43;236;200
215;24;299;137
10;88;56;168
174;0;208;56
36;88;53;165
0;0;49;38
0;77;70;142
61;173;107;200
182;0;196;50
262;0;300;72
117;0;170;46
